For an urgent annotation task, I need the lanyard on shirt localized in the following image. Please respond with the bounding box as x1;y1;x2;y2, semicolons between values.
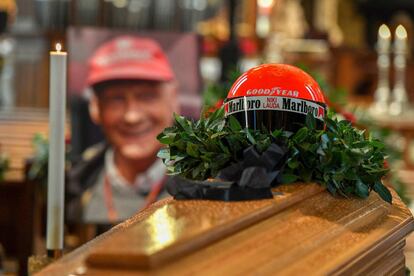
103;174;167;223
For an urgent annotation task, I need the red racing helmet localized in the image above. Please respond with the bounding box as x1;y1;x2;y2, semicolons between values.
224;64;327;132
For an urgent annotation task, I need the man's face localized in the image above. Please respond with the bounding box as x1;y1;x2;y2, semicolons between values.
91;80;177;161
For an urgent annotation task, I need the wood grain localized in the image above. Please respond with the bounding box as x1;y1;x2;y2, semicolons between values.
85;183;323;269
37;184;414;276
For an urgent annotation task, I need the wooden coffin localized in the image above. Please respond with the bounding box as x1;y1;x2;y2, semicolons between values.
37;183;414;275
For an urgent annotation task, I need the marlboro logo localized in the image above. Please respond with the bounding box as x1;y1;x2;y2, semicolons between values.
224;96;325;121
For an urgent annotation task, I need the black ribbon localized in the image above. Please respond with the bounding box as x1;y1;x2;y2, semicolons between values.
166;143;288;201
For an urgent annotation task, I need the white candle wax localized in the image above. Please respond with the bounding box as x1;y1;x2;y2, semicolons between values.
46;43;67;251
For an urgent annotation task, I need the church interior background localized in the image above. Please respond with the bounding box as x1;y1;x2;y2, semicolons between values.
2;0;414;275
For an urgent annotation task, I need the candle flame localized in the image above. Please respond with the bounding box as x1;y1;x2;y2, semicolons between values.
55;43;62;52
379;24;391;39
396;25;407;39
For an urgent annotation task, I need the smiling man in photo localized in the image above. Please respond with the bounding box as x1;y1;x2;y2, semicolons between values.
67;36;178;230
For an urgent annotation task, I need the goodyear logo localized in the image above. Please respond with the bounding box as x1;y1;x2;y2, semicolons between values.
246;87;299;97
224;96;325;121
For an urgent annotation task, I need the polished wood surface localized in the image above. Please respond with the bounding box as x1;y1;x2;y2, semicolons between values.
37;183;414;275
86;183;323;269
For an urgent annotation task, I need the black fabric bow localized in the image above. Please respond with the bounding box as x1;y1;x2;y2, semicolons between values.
166;143;288;201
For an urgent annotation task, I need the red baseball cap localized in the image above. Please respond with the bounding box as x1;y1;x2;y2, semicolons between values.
86;36;175;86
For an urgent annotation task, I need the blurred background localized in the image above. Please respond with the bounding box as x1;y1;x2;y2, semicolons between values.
2;0;414;275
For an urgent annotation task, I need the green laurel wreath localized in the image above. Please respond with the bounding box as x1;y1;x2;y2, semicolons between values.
157;108;392;203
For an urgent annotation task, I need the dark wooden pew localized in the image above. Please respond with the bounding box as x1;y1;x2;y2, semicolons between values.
0;108;49;181
0;108;50;275
0;178;36;276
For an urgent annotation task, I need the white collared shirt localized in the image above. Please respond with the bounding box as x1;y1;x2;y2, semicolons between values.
83;148;167;223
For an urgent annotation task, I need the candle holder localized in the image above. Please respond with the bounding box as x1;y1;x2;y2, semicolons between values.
27;249;63;275
28;255;52;275
370;24;391;116
389;25;411;116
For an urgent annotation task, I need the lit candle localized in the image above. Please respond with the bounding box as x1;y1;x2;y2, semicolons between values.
377;24;391;53
394;24;407;54
46;43;67;255
389;25;409;116
371;24;391;115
